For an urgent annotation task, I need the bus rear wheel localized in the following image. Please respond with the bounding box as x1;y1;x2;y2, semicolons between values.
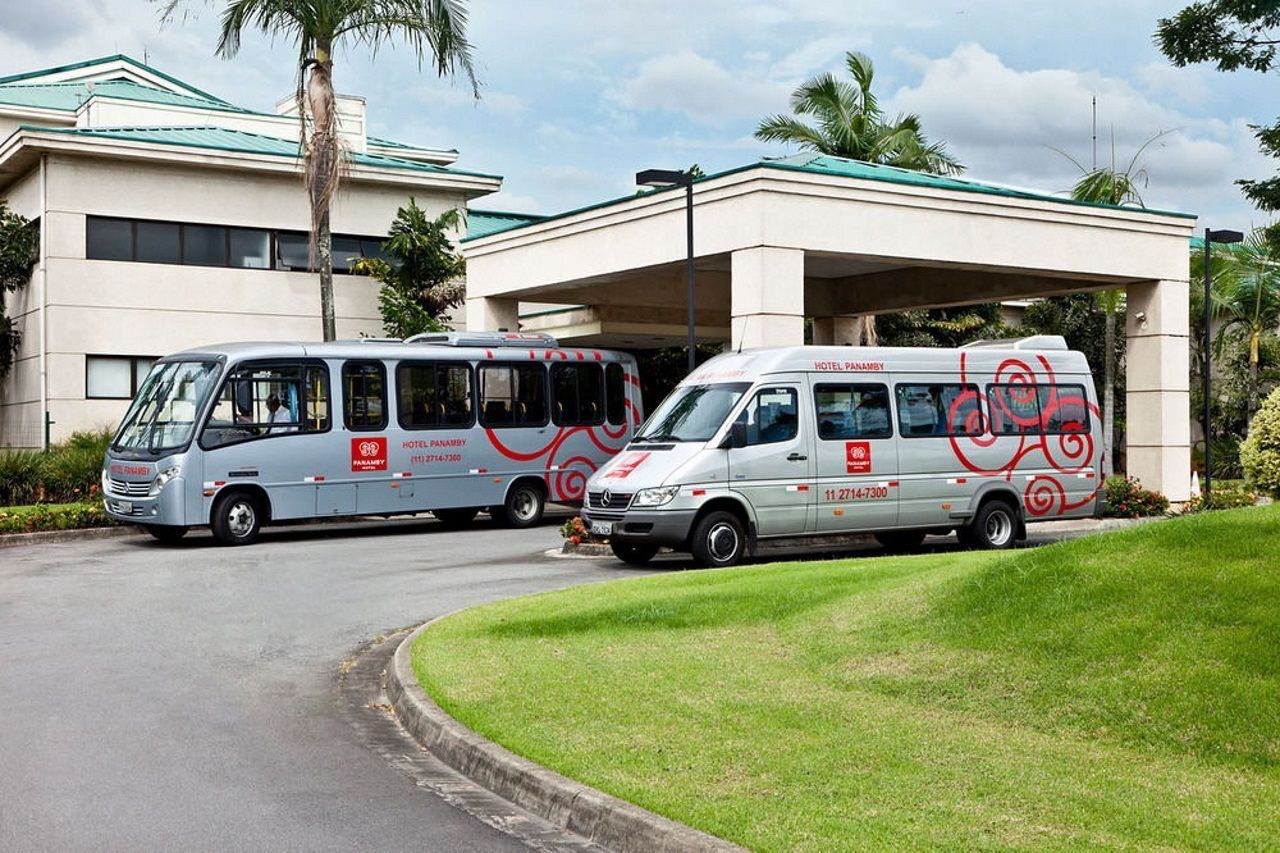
144;524;188;544
433;507;479;528
492;481;545;529
610;540;658;566
211;491;263;546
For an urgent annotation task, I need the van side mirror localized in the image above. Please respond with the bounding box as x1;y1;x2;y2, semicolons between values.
722;420;748;449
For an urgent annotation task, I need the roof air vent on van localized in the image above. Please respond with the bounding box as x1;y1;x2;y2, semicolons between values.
961;335;1068;351
404;331;560;348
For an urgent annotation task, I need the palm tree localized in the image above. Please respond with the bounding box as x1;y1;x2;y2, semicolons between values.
755;52;964;176
1200;229;1280;427
1055;131;1167;475
160;0;477;341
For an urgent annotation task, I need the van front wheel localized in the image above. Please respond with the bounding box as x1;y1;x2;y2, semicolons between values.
689;510;746;568
965;500;1019;550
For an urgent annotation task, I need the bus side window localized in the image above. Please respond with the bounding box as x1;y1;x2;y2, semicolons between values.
552;363;604;426
397;361;474;429
480;363;547;428
343;361;388;431
605;362;626;425
200;362;329;448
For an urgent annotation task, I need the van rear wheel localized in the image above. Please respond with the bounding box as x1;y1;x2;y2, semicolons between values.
492;481;545;529
965;500;1019;550
210;491;262;546
144;524;188;544
874;530;927;552
610;540;658;566
689;510;746;568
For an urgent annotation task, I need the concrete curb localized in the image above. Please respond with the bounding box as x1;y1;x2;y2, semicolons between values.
0;524;139;549
388;616;744;853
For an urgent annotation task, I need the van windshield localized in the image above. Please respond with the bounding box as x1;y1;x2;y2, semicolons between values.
635;382;750;442
113;360;222;453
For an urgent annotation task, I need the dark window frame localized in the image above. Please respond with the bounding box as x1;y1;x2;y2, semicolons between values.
342;360;390;432
986;383;1092;436
196;358;332;450
85;354;157;400
86;215;384;275
551;362;606;427
812;382;894;441
894;383;986;439
478;361;549;429
395;359;476;430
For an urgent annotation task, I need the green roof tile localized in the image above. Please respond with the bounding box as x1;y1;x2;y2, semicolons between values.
466;208;546;239
0;79;250;114
0;54;233;105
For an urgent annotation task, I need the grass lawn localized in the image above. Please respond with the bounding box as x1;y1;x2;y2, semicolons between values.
413;506;1280;850
3;502;88;515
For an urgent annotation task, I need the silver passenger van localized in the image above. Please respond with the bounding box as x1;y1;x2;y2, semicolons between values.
101;332;641;545
582;337;1102;567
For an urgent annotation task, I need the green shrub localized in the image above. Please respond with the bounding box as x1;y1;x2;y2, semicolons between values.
1184;483;1258;513
0;448;45;504
1104;475;1170;518
1241;387;1280;496
0;502;116;534
0;429;113;504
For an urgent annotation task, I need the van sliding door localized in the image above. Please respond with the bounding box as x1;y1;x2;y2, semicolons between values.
811;379;899;533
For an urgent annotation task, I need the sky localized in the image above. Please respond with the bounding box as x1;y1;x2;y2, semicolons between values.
1;0;1275;229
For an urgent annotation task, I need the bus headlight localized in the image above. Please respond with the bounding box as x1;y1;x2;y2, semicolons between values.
632;486;679;507
149;466;181;497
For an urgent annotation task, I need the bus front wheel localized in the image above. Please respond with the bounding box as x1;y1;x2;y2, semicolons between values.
493;481;545;529
211;491;263;546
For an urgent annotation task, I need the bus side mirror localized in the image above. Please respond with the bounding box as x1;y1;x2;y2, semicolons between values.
722;421;748;449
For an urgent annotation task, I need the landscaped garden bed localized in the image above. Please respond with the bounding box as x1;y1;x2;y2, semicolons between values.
414;505;1280;849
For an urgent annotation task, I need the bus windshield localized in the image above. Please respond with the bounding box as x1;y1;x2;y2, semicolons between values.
113;360;222;453
635;382;750;443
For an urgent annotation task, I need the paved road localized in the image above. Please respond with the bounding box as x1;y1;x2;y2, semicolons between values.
0;514;1121;852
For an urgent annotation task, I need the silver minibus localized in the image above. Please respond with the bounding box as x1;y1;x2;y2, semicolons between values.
582;336;1103;567
101;332;641;545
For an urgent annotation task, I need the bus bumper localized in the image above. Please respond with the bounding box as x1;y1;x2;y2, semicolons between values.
584;508;698;548
102;478;187;526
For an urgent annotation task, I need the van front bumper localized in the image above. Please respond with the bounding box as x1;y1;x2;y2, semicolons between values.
583;508;698;548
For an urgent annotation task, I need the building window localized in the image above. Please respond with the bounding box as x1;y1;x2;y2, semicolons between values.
479;363;547;427
552;363;604;426
605;362;626;425
896;384;984;437
343;361;388;431
86;355;156;400
396;361;473;429
814;384;892;440
201;362;330;449
86;216;385;275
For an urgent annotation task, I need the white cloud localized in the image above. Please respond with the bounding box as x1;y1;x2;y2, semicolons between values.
1136;61;1212;105
614;49;790;125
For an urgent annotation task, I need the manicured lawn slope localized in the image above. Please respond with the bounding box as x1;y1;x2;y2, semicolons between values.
414;507;1280;850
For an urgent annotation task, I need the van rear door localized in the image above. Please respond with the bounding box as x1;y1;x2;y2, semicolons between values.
726;383;814;536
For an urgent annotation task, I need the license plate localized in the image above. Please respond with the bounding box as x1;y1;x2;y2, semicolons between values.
108;500;133;514
590;521;613;536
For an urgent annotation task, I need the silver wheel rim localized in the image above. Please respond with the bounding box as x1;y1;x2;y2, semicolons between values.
227;501;256;538
707;522;739;563
511;488;539;522
985;509;1013;546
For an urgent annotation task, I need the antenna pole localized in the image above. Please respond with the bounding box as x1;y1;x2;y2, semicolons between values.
1091;95;1097;169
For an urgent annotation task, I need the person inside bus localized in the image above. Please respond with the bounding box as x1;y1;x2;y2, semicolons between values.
266;393;297;434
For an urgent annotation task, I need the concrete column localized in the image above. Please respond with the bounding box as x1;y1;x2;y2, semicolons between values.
731;247;805;349
811;316;864;346
1125;279;1191;501
464;296;519;333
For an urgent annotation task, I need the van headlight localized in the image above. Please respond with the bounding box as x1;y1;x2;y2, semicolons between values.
632;486;680;507
149;466;181;497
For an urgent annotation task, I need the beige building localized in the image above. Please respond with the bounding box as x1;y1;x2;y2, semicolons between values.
0;54;500;447
462;157;1197;499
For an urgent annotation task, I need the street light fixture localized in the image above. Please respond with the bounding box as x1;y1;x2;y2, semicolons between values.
636;168;697;374
1202;227;1244;497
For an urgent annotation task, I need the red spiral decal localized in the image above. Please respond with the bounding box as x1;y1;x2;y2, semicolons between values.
1024;476;1066;517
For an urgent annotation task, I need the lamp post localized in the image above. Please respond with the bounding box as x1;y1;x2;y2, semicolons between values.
1202;227;1244;496
636;168;696;374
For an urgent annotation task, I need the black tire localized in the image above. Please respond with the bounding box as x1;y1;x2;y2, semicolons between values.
143;524;188;544
689;510;746;568
610;540;659;566
210;490;263;546
433;507;480;528
874;529;928;552
965;500;1019;550
492;480;545;529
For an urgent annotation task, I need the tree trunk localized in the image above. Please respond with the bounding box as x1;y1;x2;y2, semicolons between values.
306;47;337;342
1248;331;1260;430
1102;304;1115;477
316;174;335;341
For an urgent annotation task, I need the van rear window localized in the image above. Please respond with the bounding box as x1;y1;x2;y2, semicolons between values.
896;384;984;437
814;384;891;439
